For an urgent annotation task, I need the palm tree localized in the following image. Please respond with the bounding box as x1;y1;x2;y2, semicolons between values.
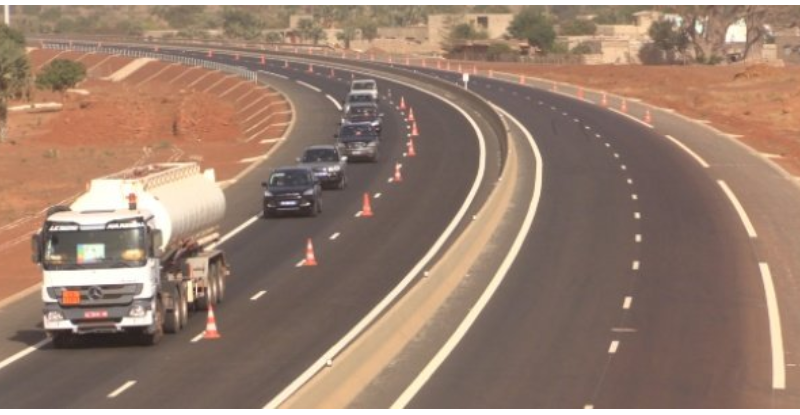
0;25;32;142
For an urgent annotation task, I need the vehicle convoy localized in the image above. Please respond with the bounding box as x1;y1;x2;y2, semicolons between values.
262;166;323;217
31;163;229;347
335;123;381;162
349;79;378;101
342;91;376;114
341;102;383;134
297;145;348;190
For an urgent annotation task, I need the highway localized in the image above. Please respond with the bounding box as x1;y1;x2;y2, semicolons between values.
3;41;800;408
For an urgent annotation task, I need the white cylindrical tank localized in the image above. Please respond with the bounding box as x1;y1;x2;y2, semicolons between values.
70;164;226;251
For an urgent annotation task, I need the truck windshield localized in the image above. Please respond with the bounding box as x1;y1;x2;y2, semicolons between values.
43;225;147;270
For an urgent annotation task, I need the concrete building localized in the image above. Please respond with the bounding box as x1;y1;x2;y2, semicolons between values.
427;13;513;49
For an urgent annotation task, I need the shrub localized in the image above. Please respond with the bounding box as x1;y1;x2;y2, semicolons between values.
36;59;86;93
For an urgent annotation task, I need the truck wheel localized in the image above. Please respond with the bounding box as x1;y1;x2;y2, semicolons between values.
212;263;225;304
178;289;189;328
139;298;164;346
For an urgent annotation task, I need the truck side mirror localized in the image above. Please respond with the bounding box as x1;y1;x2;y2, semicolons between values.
30;233;41;264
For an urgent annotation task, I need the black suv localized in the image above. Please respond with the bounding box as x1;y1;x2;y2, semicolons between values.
262;167;322;217
341;103;382;134
335;123;381;162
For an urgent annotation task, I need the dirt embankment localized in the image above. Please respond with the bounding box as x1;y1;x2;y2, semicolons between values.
0;48;292;301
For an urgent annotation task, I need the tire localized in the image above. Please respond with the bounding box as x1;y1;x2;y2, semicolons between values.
139;298;164;346
178;288;189;328
163;287;181;334
213;263;225;304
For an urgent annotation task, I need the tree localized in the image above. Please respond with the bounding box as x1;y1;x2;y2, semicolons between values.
222;7;264;40
672;5;745;64
359;20;378;43
0;25;31;142
560;19;597;36
265;31;284;43
472;6;511;14
336;23;358;49
571;41;597;54
486;43;514;61
151;5;206;30
297;18;326;45
36;59;86;94
508;7;557;53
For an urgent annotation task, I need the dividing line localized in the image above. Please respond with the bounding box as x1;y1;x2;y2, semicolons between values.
759;262;786;390
326;94;342;111
664;134;710;168
108;380;137;398
296;80;322;93
609;108;654;129
329;232;341;241
608;340;620;354
190;332;205;343
390;104;543;408
0;338;50;371
717;180;758;238
250;290;267;301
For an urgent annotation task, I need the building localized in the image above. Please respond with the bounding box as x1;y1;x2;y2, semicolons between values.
427;13;514;50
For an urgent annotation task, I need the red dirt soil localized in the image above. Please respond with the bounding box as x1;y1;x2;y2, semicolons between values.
0;49;292;302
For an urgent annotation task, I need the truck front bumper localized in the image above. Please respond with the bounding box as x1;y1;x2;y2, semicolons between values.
43;299;156;334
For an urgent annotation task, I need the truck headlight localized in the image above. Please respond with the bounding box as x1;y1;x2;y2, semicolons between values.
129;304;146;318
45;311;64;322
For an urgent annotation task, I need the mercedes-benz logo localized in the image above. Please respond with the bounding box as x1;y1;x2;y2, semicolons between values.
88;286;103;300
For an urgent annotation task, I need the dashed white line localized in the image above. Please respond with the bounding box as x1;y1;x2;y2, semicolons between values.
621;165;627;171
295;259;306;268
717;180;757;238
585;126;591;130
605;143;610;148
374;193;382;199
108;380;137;398
631;194;638;200
190;332;205;343
326;94;342;111
208;215;260;250
595;133;601;138
632;260;640;270
664;134;710;168
296;80;322;93
388;177;394;183
250;290;267;301
608;340;620;354
614;153;620;158
634;212;641;220
0;338;50;371
760;262;786;390
623;296;633;309
627;178;633;185
635;234;642;243
329;232;341;241
355;211;363;218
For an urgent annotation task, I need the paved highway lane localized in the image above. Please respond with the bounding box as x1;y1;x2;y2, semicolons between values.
378;68;777;408
0;48;497;408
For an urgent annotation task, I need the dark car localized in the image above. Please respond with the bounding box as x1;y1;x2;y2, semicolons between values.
297;145;348;190
262;167;322;217
335;123;381;162
341;103;383;134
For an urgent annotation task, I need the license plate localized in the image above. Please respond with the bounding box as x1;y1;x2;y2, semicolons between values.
280;200;297;206
62;290;81;305
84;310;108;319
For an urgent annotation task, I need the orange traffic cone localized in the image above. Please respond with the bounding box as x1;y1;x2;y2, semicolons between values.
284;60;289;68
472;65;477;75
519;75;525;85
405;57;410;65
207;50;213;58
235;53;240;61
407;107;415;122
261;55;266;65
329;68;335;78
407;139;417;157
458;63;463;73
307;63;314;73
203;304;221;340
489;69;493;78
552;82;558;92
644;109;652;124
361;193;374;217
422;59;427;68
399;96;406;111
393;163;403;183
621;99;628;113
601;92;608;107
304;238;318;267
411;121;419;137
578;87;584;100
447;61;451;71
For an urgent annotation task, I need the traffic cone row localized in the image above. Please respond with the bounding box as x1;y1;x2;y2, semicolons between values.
411;121;419;137
407;107;415;122
407;139;417;157
399;96;406;110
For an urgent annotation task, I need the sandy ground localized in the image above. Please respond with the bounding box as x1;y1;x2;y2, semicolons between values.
0;49;291;302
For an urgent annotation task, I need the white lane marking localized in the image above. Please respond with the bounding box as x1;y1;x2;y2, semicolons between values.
326;94;342;111
190;332;205;343
664;134;710;168
250;290;267;301
608;341;620;354
632;260;640;271
550;106;557;110
295;259;306;268
623;296;633;309
631;194;638;200
267;70;490;410
562;112;568;116
609;108;654;129
388;177;394;183
0;338;50;371
108;381;137;399
391;104;542;409
605;143;610;148
621;165;627;171
595;133;601;138
258;70;289;80
374;193;382;199
627;178;633;185
635;234;642;243
634;212;641;220
208;215;260;250
760;263;786;390
717;180;757;238
329;232;341;241
355;211;363;218
611;327;637;333
295;80;322;93
614;153;620;158
573;118;579;122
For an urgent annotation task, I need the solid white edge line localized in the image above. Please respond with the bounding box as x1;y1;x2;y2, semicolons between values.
0;338;50;371
664;134;710;168
326;94;342;111
258;70;289;80
190;332;204;343
717;180;758;238
108;380;137;398
759;262;786;390
609;108;654;129
390;104;542;408
584;404;595;409
209;215;260;250
296;80;322;93
250;290;267;301
265;71;488;410
623;296;633;310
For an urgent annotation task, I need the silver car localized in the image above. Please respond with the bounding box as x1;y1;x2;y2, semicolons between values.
297;145;348;190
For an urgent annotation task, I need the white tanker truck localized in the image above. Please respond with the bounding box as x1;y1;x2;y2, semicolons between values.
31;163;229;347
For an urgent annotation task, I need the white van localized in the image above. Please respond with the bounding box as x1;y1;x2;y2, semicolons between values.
350;79;378;101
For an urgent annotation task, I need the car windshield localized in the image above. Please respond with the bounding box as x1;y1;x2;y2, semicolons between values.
302;149;338;163
352;82;375;90
347;106;377;117
347;94;373;103
346;115;375;124
340;124;376;136
43;223;147;270
269;170;310;187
